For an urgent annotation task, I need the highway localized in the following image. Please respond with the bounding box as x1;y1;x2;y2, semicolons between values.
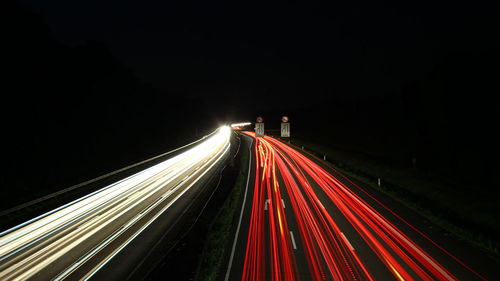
225;132;494;281
0;126;231;280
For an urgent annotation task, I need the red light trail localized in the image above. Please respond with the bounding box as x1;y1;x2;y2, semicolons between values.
238;131;482;281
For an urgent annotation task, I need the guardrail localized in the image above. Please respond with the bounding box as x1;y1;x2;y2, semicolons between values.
0;129;220;219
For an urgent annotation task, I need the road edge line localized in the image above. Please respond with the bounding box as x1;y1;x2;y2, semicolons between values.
224;135;253;281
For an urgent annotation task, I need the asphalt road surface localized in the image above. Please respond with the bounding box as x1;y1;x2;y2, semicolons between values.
224;132;498;281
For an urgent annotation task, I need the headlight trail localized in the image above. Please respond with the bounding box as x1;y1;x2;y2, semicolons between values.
0;126;231;280
238;131;480;281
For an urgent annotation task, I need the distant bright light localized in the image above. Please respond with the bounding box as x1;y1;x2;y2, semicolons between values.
231;122;251;128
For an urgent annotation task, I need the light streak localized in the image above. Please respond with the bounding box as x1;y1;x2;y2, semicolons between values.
239;131;471;281
0;126;231;280
231;122;252;130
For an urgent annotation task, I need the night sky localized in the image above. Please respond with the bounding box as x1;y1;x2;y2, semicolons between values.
15;0;498;108
3;0;499;208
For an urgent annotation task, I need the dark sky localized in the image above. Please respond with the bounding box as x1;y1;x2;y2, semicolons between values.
4;0;499;191
17;0;498;110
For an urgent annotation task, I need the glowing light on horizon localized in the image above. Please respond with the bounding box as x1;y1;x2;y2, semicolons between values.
230;122;251;128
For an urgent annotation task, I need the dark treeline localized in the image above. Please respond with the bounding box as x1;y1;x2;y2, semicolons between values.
1;3;220;210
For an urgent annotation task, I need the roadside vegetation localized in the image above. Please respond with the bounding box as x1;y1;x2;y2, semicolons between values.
195;138;250;281
286;137;500;260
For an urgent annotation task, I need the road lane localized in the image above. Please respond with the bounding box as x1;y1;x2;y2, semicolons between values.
0;126;231;280
226;132;491;281
280;138;497;280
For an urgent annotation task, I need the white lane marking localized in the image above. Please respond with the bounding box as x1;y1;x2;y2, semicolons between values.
224;136;253;281
281;199;285;208
264;199;270;211
341;232;355;251
290;231;297;250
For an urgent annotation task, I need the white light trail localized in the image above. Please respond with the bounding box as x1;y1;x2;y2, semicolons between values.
230;122;251;128
0;126;231;280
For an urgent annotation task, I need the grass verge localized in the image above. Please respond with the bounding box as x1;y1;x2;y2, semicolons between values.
195;138;250;281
